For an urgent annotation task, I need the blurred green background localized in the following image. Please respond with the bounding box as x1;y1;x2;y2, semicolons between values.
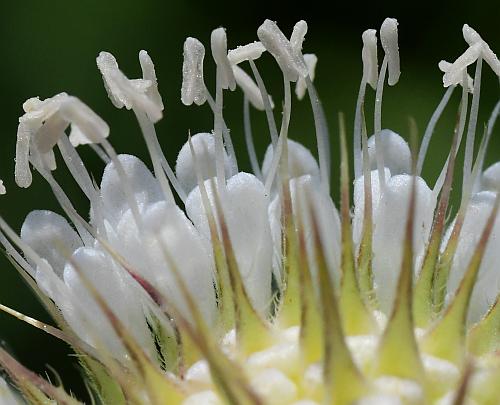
0;0;499;399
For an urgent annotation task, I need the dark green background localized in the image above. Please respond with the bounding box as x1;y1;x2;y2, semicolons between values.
0;0;499;399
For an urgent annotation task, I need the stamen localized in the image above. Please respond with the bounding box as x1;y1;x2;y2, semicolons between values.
305;76;331;194
57;136;105;229
243;96;263;179
181;37;207;106
96;51;163;122
354;28;378;179
210;28;234;189
380;18;400;86
227;41;266;65
361;29;379;90
439;61;473;92
433;71;469;197
462;55;483;196
442;43;482;87
257;19;308;82
264;76;292;194
462;24;500;76
248;59;279;146
374;57;388;191
213;72;227;189
89;143;110;163
290;20;308;54
139;50;164;111
134;109;175;204
233;65;271;111
15;122;32;187
295;54;317;100
202;90;239;175
416;85;455;176
210;28;236;91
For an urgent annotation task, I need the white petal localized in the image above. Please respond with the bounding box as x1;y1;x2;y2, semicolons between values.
210;28;236;91
250;369;297;405
257;20;308;82
262;139;320;185
367;129;411;175
181;37;207;106
109;201;218;326
100;154;163;225
372;174;434;313
21;210;83;277
268;175;341;288
292;176;341;286
0;180;5;195
186;173;273;315
481;162;500;192
62;247;155;361
445;191;500;322
380;18;400;86
175;132;232;195
352;168;391;247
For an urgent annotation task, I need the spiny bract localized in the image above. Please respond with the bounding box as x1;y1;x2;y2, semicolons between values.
1;17;500;405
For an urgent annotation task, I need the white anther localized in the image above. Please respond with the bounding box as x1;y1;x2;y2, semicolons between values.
227;42;266;65
290;20;308;54
295;54;317;100
438;60;473;92
257;19;308;82
380;18;400;86
181;37;207;106
96;51;163;122
139;50;164;112
442;42;482;87
14;93;110;187
362;29;379;89
233;65;273;110
58;96;110;145
210;28;236;91
96;52;127;108
462;24;500;77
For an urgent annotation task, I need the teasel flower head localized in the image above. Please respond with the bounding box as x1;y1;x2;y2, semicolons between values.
0;16;500;405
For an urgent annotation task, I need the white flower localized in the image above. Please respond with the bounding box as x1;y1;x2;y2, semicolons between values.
1;17;500;405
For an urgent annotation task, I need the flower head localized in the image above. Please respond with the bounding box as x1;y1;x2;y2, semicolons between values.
0;17;500;405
